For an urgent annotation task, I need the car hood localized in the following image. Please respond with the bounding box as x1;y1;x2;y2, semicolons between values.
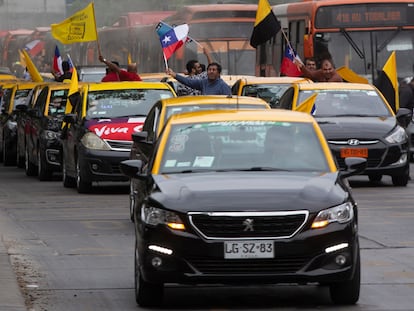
150;171;348;213
317;116;395;139
85;117;145;141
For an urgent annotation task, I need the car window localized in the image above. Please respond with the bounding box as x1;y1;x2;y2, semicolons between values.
49;89;68;116
241;84;290;106
160;121;329;173
86;89;174;119
13;89;31;109
297;89;392;117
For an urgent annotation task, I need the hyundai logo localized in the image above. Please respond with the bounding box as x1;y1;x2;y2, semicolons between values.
347;139;360;146
243;218;254;231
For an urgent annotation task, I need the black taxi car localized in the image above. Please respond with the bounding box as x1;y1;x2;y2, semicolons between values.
23;83;70;180
62;81;175;193
120;109;366;307
278;82;411;186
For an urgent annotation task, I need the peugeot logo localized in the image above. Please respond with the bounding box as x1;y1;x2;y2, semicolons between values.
347;139;360;146
243;218;254;231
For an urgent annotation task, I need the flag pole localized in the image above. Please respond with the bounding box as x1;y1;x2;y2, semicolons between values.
91;2;102;57
163;53;168;71
280;28;303;66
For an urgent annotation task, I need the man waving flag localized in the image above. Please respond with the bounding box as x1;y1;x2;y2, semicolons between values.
250;0;281;48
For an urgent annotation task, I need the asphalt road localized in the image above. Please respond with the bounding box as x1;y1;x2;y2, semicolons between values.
1;165;414;310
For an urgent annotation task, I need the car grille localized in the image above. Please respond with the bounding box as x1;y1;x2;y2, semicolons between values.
105;139;132;151
187;256;310;274
189;211;308;239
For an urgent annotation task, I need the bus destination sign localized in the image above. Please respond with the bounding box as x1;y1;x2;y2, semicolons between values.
315;4;414;28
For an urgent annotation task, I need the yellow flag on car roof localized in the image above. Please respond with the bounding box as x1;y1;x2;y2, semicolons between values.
296;93;317;114
51;2;98;44
21;49;43;82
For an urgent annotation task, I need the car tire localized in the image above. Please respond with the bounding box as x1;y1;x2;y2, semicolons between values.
392;173;409;187
16;141;24;168
62;160;76;188
37;148;52;181
129;181;135;222
329;248;360;305
25;146;37;176
368;174;382;183
3;138;15;166
76;157;92;193
135;244;163;307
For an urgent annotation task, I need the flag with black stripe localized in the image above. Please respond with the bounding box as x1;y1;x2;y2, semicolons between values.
250;0;281;48
374;51;399;113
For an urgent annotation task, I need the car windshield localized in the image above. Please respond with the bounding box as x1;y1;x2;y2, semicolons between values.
160;121;329;174
297;89;392;117
86;89;174;119
165;104;266;125
242;84;291;106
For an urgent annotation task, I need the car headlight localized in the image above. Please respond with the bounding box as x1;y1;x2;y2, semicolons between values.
311;202;354;229
385;126;407;144
80;132;111;150
141;206;185;230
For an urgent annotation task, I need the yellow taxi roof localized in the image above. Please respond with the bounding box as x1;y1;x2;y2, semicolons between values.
168;108;316;125
157;95;270;108
84;81;174;91
294;82;377;91
238;76;313;84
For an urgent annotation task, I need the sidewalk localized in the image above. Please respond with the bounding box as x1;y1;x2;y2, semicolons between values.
0;238;27;311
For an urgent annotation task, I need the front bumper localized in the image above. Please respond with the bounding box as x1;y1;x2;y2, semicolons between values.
137;221;359;286
329;142;409;176
78;145;129;182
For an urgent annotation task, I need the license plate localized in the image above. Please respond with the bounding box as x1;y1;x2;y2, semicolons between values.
224;240;274;259
340;147;368;158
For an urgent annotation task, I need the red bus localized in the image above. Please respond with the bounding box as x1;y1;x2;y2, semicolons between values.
95;4;258;75
1;29;33;69
256;0;414;82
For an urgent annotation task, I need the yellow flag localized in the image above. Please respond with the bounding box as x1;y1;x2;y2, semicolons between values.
19;50;26;68
127;52;132;65
68;67;79;100
296;93;317;114
337;66;368;84
21;49;43;82
51;3;98;44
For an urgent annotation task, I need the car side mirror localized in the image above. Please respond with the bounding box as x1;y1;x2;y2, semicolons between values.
132;131;149;143
119;159;150;182
340;157;367;178
396;107;412;129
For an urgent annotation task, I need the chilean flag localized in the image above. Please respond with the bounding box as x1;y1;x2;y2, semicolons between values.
53;46;63;75
25;39;45;57
280;46;303;77
157;23;189;60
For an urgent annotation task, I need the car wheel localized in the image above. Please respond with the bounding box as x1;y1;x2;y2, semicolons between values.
16;142;24;168
62;160;76;188
25;146;37;176
135;243;163;307
129;181;135;222
329;248;360;305
392;173;409;187
37;148;52;181
3;138;15;166
76;157;92;193
368;174;382;183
